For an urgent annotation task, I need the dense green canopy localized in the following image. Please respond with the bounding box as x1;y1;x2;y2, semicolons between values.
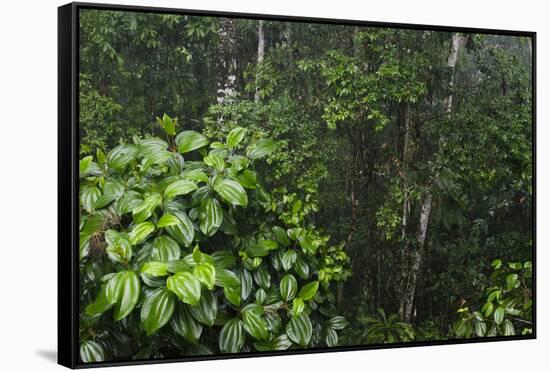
78;9;533;363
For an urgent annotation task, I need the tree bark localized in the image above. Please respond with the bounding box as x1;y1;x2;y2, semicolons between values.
254;20;266;103
399;33;464;322
216;19;238;103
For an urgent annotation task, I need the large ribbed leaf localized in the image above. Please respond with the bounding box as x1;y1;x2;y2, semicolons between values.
167;271;201;305
253;266;271;290
298;281;319;301
214;179;248;207
107;144;138;171
156;214;180;228
139;137;172;164
165;211;194;247
226;127;246;148
215;269;241;289
80;340;105;363
85;285;114;316
199;198;223;237
189;290;218;327
246;138;277;160
327;316;348;330
203;152;225;171
151;235;181;262
242;309;269;341
286;313;312;347
105;271;140;321
141;262;168;276
164;180;198;200
176;130;209;153
193;263;216;290
171;302;203;343
140;288;176;335
132;193;162;223
280;274;297;302
81;186;101;213
281;250;297;271
325;328;338;347
240;270;253;300
219;319;245;353
129;221;155;245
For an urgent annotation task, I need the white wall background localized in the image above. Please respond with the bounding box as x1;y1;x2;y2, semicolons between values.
0;0;545;369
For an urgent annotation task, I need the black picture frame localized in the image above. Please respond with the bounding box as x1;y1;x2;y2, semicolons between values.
58;2;537;368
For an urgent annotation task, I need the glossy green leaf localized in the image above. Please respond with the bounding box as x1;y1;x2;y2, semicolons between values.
164;180;198;200
281;250;297;271
81;186;101;213
141;262;168;276
494;306;505;325
216;269;241;289
227;127;246;148
299;281;319;301
325;328;338;347
194;263;216;290
286;313;312;347
219;319;245;353
105;229;132;263
199;198;223;237
107;144;138;171
129;221;155;245
132;193;162;223
189;290;218;327
157;214;180;228
151;235;181;262
167;271;202;306
171;302;203;343
165;211;195;247
292;297;305;318
243;309;269;341
106;271;140;321
140;288;176;335
204;152;225;171
85;285;114;316
327;316;348;330
280;274;297;302
247;138;277;160
214;179;248;207
80;340;105;363
176;130;209;153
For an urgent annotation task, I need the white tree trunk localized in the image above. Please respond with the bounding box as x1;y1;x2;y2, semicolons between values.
217;19;238;103
254;20;266;103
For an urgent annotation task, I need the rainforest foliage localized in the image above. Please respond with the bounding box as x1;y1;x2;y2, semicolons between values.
78;9;533;362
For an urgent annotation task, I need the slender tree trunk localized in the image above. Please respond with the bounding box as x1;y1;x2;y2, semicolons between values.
399;33;465;323
216;19;238;103
254;20;265;103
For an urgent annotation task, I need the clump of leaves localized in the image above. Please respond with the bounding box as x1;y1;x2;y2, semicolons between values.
78;115;349;362
359;308;415;344
453;259;533;338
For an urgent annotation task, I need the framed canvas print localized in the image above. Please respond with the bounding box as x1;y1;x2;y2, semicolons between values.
58;2;536;368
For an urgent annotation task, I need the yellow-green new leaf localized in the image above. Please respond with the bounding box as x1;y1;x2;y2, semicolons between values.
194;263;216;290
164;180;198;200
167;271;202;305
157;214;181;228
298;281;319;301
129;222;155;245
141;262;168;276
226;127;246;148
141;288;176;335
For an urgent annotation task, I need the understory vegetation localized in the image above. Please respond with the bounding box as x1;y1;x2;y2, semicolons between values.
78;9;533;363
